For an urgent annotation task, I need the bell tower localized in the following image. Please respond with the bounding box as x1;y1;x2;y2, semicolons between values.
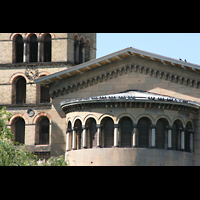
66;33;96;65
0;33;96;65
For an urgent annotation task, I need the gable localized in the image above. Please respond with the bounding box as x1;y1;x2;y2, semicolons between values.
49;54;200;105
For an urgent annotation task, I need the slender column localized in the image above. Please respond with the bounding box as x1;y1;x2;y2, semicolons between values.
167;126;173;149
66;129;71;151
82;126;87;148
189;130;194;153
180;128;185;151
23;36;28;62
72;128;77;150
96;124;102;148
37;36;41;62
132;124;137;147
151;125;156;148
114;124;119;147
76;40;80;64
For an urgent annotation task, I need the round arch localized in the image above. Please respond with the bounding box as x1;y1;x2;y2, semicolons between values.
9;113;29;125
136;113;154;124
72;116;83;128
10;72;30;84
185;119;194;129
116;113;135;124
84;114;98;125
10;33;26;41
155;115;171;125
99;113;116;124
171;116;185;127
40;33;55;39
32;112;52;124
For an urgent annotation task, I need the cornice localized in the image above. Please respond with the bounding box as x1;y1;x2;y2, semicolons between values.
50;62;200;99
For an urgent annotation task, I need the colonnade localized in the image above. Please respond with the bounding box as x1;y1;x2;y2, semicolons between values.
66;117;194;153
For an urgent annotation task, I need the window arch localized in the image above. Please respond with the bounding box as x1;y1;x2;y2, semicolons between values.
35;116;50;145
43;34;51;62
155;118;169;149
101;117;114;148
138;117;151;148
14;34;23;63
29;34;38;62
14;76;26;104
119;117;132;147
85;118;97;148
74;119;82;149
12;117;25;144
39;75;50;103
172;119;183;150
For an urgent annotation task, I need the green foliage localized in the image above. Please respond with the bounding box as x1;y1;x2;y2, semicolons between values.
0;107;68;166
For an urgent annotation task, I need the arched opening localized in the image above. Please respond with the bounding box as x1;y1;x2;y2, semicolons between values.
138;117;151;148
172;119;183;150
119;117;132;147
74;119;82;149
185;121;193;152
36;117;50;145
74;37;79;65
39;75;50;103
67;121;72;150
86;118;97;148
15;76;26;104
101;117;114;148
85;40;90;62
29;34;38;62
13;117;25;144
156;118;169;149
43;34;51;62
14;35;23;63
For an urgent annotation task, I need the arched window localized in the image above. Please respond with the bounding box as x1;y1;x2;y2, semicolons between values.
15;76;26;104
172;120;183;150
13;117;25;144
14;35;23;63
85;118;97;148
36;117;50;144
102;117;114;148
74;119;82;149
85;40;90;62
119;117;132;147
43;34;51;62
39;75;50;103
156;118;169;149
67;121;72;150
185;121;193;152
29;34;38;62
138;117;151;148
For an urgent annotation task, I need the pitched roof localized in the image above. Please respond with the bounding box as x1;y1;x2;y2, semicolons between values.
35;47;200;85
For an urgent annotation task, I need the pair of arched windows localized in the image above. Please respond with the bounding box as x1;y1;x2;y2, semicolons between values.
12;76;50;105
13;34;51;63
11;116;50;145
74;37;90;65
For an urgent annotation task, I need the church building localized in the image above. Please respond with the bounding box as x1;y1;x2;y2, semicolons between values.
1;33;200;165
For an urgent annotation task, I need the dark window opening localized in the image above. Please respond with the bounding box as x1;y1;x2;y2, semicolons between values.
43;34;51;62
29;34;38;62
15;35;23;63
16;76;26;104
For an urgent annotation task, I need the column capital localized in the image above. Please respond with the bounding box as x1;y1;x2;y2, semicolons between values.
150;124;156;129
166;126;173;130
133;124;137;128
66;128;72;133
114;124;119;128
179;127;186;131
97;124;102;128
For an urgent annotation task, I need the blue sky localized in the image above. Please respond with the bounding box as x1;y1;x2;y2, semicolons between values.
96;33;200;65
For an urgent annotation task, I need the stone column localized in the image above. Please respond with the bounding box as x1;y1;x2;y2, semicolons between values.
114;124;119;147
180;128;185;151
132;124;137;147
189;130;194;153
96;124;102;148
23;36;28;63
167;126;173;149
66;129;71;151
151;125;156;148
82;126;87;148
37;36;41;62
72;128;77;150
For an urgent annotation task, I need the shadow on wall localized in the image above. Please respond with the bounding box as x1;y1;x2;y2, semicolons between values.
51;121;66;157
